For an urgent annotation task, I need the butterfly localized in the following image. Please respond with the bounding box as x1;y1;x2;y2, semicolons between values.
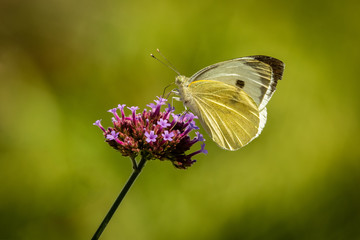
174;55;284;151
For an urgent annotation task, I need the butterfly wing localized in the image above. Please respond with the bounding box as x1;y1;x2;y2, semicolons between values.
188;55;284;111
185;79;262;150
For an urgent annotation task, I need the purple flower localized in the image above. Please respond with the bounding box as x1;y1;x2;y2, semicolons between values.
128;106;139;112
162;130;175;141
171;113;180;122
108;108;117;114
200;143;208;154
163;103;174;119
93;119;105;132
152;96;167;116
195;132;205;142
165;103;175;113
189;121;199;130
106;130;119;140
118;104;126;119
157;119;171;128
180;124;194;137
108;108;120;121
118;104;126;109
183;112;197;121
94;97;207;169
146;103;156;111
128;106;139;121
145;131;157;143
154;96;167;106
188;143;208;157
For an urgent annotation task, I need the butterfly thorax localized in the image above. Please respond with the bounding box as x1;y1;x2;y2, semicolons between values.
175;75;193;106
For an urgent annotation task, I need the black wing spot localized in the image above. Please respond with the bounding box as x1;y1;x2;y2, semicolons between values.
249;55;284;82
236;80;245;88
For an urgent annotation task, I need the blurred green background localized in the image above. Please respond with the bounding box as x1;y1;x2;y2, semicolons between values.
1;0;360;239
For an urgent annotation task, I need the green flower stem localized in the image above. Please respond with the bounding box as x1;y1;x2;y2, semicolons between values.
91;157;148;240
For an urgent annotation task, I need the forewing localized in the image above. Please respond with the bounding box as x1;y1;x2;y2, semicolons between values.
189;56;284;110
186;80;261;150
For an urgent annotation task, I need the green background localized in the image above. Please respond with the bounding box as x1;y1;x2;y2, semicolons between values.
1;0;360;239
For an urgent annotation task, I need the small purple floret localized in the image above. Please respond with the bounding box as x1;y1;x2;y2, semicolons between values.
106;130;119;140
162;130;175;141
188;143;208;157
147;103;156;111
154;96;167;106
108;108;120;121
128;106;139;121
195;132;205;142
165;103;174;112
93;120;105;132
171;113;180;122
108;108;117;114
145;131;157;143
128;106;139;112
157;119;171;128
189;121;199;130
118;104;126;110
200;143;208;154
118;104;126;119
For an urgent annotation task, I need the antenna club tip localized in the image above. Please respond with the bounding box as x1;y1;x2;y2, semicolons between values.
156;48;160;52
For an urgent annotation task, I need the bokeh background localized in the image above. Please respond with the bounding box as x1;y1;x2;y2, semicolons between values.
1;0;360;239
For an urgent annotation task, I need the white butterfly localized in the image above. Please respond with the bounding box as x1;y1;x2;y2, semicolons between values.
174;55;284;151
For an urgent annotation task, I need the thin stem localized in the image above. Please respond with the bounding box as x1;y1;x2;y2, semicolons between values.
91;157;147;240
130;155;138;170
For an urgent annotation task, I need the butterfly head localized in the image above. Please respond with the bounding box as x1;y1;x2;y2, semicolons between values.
175;75;188;86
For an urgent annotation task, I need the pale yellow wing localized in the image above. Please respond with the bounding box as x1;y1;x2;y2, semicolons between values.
186;80;261;151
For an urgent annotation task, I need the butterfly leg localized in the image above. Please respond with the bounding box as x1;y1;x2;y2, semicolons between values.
170;89;188;110
171;96;181;107
170;96;189;111
171;89;180;95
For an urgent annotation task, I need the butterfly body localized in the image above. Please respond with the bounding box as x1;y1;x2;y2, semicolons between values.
175;55;284;151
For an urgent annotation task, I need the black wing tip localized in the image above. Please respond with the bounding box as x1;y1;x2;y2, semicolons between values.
249;55;285;82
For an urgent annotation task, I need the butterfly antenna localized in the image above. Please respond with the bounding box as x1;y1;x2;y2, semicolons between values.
156;49;181;75
150;50;181;76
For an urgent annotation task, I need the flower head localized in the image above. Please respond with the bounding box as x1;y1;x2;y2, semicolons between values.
94;96;207;169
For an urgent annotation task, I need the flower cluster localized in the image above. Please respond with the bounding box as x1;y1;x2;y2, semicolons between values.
93;97;207;169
